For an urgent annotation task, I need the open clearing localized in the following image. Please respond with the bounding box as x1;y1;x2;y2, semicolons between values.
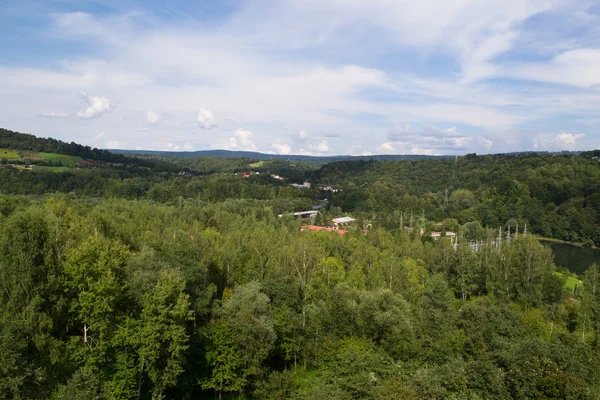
0;149;21;159
565;275;582;290
40;152;81;167
0;148;81;169
555;271;582;291
249;161;265;168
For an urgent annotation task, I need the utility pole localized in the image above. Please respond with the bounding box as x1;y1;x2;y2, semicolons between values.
497;226;502;249
444;188;449;206
515;222;519;239
524;223;527;235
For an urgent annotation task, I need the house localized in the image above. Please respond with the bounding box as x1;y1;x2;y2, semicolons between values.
430;231;457;242
271;174;284;180
316;185;340;193
291;181;311;189
241;171;260;178
332;216;355;228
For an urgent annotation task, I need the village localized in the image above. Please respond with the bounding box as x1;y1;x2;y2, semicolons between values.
278;200;530;254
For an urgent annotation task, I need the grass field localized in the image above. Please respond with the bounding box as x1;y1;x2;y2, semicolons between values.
0;148;82;169
555;271;582;291
565;276;582;291
249;161;265;168
0;148;22;159
40;152;81;167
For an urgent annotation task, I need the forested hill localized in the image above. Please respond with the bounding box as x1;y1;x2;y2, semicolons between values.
319;153;600;245
111;148;449;163
0;128;177;171
0;128;125;162
111;148;581;164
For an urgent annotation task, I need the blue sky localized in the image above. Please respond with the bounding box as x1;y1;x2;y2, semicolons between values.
1;0;599;155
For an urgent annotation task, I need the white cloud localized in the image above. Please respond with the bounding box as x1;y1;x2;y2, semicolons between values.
535;133;585;151
229;117;241;124
94;132;106;140
145;110;161;125
309;140;329;153
76;92;111;119
385;124;493;154
233;0;555;82
163;142;196;151
197;108;217;129
511;49;600;88
136;128;151;132
378;142;396;153
106;140;121;149
38;111;70;118
1;3;598;154
225;129;258;151
272;141;291;154
295;129;308;141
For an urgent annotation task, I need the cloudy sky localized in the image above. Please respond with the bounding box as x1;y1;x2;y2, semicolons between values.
1;0;599;155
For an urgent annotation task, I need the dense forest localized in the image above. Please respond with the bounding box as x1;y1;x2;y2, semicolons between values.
0;129;599;399
0;195;599;399
319;154;600;245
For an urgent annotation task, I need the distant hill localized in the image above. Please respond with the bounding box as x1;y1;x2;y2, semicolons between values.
109;149;449;163
0;128;178;171
0;127;129;163
109;148;587;164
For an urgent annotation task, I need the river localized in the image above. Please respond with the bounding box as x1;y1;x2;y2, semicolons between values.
539;240;600;275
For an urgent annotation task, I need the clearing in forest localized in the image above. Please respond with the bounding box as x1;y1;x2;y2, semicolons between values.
0;148;21;159
39;152;81;167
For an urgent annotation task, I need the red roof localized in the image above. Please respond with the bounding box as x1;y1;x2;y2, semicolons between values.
302;225;346;235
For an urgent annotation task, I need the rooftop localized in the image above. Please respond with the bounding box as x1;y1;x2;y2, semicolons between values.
332;216;355;224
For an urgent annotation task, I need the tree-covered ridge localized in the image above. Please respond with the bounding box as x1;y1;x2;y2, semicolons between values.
322;154;600;245
0;195;598;399
0;128;123;161
0;128;178;171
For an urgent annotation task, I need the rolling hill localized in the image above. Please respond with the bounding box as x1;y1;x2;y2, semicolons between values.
109;148;449;163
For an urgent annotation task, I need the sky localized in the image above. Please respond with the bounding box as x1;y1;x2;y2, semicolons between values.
1;0;599;156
